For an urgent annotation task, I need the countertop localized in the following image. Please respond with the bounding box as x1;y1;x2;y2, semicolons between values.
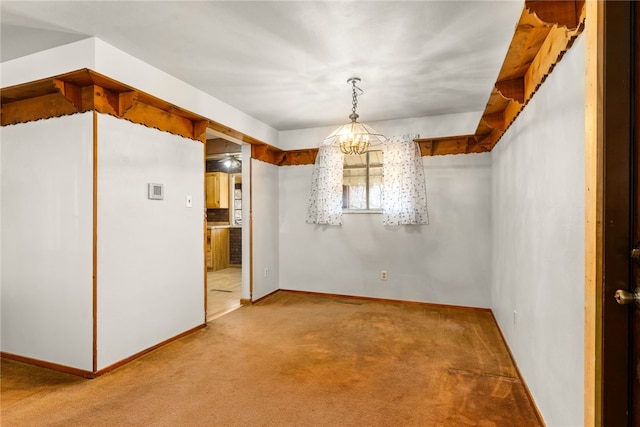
207;223;242;229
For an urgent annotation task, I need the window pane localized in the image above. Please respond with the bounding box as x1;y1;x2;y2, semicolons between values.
342;151;382;211
369;165;383;209
343;153;367;209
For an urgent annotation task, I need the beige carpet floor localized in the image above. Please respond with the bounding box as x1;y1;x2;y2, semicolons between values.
1;291;541;426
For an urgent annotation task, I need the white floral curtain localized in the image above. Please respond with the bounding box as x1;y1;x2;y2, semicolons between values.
306;145;344;225
382;135;429;225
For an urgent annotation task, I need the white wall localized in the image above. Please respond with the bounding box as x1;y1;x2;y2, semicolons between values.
251;159;280;300
491;36;585;426
96;114;204;370
279;153;492;307
1;114;94;370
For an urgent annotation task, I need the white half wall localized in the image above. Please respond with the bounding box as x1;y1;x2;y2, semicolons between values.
490;35;585;426
251;159;280;300
96;114;204;370
279;154;492;308
1;114;94;370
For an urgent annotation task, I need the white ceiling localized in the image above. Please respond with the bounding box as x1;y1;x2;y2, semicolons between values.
1;1;523;132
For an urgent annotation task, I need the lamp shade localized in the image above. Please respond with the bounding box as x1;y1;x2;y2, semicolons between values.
323;121;387;155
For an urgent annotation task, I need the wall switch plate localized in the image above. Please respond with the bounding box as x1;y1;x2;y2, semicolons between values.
264;267;269;278
186;195;192;208
380;270;388;281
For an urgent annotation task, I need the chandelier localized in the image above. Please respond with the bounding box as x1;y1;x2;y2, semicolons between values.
220;155;241;170
323;77;387;155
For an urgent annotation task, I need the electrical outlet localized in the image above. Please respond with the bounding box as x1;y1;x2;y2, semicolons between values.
264;267;269;278
380;270;388;281
513;310;518;327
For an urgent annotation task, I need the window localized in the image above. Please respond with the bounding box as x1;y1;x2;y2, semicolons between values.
342;150;383;211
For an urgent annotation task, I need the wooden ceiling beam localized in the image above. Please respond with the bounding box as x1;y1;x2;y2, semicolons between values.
118;91;137;116
193;121;209;143
482;112;506;131
495;78;525;104
465;0;585;152
280;149;318;166
0;92;78;126
525;0;584;30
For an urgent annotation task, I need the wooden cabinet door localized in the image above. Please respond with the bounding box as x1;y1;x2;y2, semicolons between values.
205;172;229;209
206;228;213;270
211;228;229;271
205;174;215;208
216;173;229;209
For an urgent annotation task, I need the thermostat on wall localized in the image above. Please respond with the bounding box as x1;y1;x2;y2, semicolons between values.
148;183;164;200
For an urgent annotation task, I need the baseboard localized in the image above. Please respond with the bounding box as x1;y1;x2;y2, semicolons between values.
2;323;207;379
489;311;546;426
1;352;96;379
250;289;280;304
277;289;492;312
95;323;206;376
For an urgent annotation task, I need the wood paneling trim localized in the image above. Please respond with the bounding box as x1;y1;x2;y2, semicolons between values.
584;1;604;425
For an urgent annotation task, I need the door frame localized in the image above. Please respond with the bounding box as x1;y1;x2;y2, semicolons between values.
585;1;635;425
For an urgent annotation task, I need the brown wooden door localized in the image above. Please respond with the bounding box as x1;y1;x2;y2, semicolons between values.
601;1;637;425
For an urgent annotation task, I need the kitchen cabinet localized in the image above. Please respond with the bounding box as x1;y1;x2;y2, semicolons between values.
206;228;213;270
205;172;229;209
207;227;229;271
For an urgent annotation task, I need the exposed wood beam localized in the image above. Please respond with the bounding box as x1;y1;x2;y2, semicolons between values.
482;112;506;131
0;92;78;126
525;0;584;30
414;135;488;157
2;69;268;146
118;91;137;116
123;102;196;141
53;79;83;110
495;78;525;104
471;0;585;150
193;121;208;143
251;144;284;165
280;149;318;166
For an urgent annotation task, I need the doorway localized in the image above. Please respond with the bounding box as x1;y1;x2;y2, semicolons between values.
204;136;245;321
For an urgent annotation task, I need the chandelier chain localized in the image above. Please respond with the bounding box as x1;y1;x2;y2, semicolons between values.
351;82;359;120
